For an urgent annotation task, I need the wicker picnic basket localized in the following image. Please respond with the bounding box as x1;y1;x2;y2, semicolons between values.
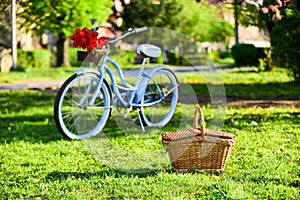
162;106;235;173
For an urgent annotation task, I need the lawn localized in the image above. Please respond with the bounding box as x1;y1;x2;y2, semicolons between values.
0;69;299;199
0;68;74;84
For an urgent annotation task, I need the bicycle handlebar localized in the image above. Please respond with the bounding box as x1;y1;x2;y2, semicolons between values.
109;26;148;44
133;26;148;33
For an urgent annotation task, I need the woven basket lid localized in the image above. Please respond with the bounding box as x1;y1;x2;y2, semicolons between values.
162;106;235;142
162;128;235;142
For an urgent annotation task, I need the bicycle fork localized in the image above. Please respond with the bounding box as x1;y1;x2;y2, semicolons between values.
78;72;110;111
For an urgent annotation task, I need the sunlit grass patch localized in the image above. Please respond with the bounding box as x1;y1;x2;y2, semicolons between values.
0;71;299;199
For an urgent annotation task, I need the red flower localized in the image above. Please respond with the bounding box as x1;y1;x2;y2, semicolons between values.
81;43;88;49
81;37;88;45
87;44;95;52
90;37;97;44
70;33;77;40
99;37;108;44
75;28;81;34
73;41;79;47
82;27;90;34
78;30;85;38
91;31;98;38
70;27;108;52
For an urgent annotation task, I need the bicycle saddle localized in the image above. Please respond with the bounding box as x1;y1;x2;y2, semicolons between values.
136;44;161;58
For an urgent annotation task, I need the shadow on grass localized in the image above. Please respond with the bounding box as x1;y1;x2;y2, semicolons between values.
46;167;171;181
223;109;300;130
0;80;299;143
0;114;63;144
187;81;300;103
0;91;63;143
45;164;216;181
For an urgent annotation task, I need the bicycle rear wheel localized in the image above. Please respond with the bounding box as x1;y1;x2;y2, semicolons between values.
54;73;111;139
140;68;178;127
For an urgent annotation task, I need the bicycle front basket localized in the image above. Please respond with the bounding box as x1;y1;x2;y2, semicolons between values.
77;51;102;63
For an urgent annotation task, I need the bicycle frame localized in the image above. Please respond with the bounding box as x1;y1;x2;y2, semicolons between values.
74;51;164;114
100;52;164;108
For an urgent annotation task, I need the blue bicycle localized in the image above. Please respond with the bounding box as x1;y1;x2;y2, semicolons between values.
54;27;179;139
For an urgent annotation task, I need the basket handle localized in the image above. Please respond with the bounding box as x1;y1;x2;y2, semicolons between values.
193;106;205;136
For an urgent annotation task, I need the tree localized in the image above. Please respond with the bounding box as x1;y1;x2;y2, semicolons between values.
236;0;293;35
234;0;300;80
271;2;300;82
271;16;300;82
18;0;113;67
0;0;12;49
119;0;183;30
177;0;233;44
118;0;233;44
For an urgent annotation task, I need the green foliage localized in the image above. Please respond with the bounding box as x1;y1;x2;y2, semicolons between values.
120;0;182;29
68;48;136;67
119;0;233;44
17;49;51;70
256;47;267;59
231;43;259;67
220;50;232;59
166;51;181;65
17;0;114;37
0;0;11;48
271;16;300;83
68;48;83;67
17;0;113;67
210;50;232;62
176;0;233;43
16;48;80;70
238;0;296;31
110;50;135;66
164;51;212;66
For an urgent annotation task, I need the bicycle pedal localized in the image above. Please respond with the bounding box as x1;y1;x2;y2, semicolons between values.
123;117;136;122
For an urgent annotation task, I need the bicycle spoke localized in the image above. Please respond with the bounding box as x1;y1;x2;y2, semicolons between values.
54;73;111;139
140;68;178;127
163;84;179;98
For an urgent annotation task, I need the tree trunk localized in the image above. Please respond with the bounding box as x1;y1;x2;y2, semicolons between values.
234;1;239;44
264;20;275;71
51;33;70;67
63;39;70;67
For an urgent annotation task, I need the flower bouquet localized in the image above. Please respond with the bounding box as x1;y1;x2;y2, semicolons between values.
70;27;108;62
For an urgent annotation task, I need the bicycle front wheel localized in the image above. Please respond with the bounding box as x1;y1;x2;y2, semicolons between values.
54;73;111;140
140;68;179;127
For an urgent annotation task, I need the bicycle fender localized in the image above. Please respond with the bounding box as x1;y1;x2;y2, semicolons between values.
74;67;100;76
134;65;171;104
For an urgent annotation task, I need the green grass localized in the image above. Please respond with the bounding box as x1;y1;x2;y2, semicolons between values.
0;68;299;199
2;67;299;100
177;68;292;84
177;69;300;100
0;91;299;199
0;68;74;84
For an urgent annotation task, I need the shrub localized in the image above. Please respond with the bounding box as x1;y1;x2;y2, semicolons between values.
166;51;181;65
271;16;300;83
68;48;83;67
256;48;267;59
231;43;259;67
110;50;135;66
166;51;210;66
219;50;232;59
17;49;51;70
